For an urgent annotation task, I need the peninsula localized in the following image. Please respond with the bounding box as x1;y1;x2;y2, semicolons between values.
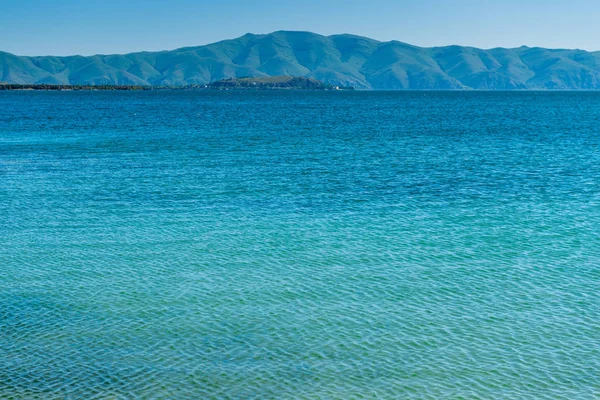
206;76;353;90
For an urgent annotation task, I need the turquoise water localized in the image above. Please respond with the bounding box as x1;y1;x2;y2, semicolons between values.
1;91;599;399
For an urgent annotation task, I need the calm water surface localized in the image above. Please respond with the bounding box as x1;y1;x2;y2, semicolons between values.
1;91;599;399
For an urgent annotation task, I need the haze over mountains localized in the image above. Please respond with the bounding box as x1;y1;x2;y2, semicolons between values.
2;31;600;89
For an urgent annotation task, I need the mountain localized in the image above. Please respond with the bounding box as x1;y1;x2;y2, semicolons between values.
2;31;600;89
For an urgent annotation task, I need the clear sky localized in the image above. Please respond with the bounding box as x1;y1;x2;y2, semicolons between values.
2;0;600;56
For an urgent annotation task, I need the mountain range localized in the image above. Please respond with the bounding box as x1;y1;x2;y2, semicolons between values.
2;31;600;89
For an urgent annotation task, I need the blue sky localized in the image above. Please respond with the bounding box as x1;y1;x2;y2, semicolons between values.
2;0;600;56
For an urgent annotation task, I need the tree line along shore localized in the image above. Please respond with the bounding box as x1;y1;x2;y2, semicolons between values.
0;77;354;91
0;84;150;91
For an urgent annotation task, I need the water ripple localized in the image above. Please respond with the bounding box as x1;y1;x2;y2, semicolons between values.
1;91;599;399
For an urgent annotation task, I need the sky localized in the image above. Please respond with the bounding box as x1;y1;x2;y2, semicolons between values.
2;0;600;56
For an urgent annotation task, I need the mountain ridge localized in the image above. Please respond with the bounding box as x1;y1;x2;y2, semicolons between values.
3;31;600;89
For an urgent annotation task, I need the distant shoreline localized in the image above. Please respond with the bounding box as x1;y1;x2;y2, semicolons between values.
3;84;600;92
0;77;354;92
0;85;351;92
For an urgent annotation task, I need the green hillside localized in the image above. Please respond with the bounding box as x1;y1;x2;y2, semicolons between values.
2;31;600;89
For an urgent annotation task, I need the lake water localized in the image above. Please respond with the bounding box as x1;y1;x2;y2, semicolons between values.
1;91;599;399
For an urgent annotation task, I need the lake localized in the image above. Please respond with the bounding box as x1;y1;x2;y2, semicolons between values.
1;91;599;398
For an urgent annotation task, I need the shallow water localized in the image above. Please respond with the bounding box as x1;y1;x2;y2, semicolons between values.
1;91;599;399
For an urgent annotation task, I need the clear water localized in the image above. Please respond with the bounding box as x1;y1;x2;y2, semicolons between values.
1;91;599;399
